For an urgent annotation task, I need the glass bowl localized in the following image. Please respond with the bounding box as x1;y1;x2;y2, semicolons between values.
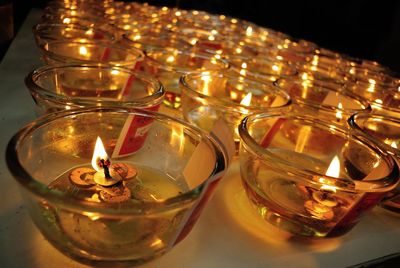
33;23;116;48
348;112;400;213
141;47;229;110
238;112;399;238
228;55;298;82
345;79;400;116
180;71;291;143
39;40;144;68
122;31;192;52
6;107;227;265
275;77;371;126
25;63;164;115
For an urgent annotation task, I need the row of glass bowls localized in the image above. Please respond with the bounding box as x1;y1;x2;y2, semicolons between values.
6;0;400;265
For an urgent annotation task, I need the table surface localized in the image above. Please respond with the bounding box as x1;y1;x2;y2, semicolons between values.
1;9;399;268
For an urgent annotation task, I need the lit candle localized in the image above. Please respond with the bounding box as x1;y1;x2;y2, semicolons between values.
92;137;124;186
305;156;340;220
65;136;137;202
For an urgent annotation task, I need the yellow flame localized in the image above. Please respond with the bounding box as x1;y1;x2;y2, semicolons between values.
240;92;252;106
230;91;238;99
272;64;281;72
246;26;253;36
201;73;211;95
320;156;340;192
336;102;343;120
367;84;375;93
391;141;398;149
166;55;175;63
79;45;88;56
311;55;319;66
62;18;71;24
91;137;109;172
85;29;94;36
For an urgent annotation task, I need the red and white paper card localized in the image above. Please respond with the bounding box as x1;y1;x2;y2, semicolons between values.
111;104;160;158
169;119;235;247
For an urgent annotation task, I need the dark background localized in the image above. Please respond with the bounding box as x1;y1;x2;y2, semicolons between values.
2;0;400;72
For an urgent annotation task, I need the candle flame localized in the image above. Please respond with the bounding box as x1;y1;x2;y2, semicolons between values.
336;102;343;120
311;55;319;66
62;18;71;24
320;156;340;192
391;141;398;149
200;73;211;95
79;45;88;56
91;137;109;172
166;55;175;63
240;92;252;106
246;26;253;36
272;64;281;72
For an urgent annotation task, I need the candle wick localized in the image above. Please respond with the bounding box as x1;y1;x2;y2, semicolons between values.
99;159;111;179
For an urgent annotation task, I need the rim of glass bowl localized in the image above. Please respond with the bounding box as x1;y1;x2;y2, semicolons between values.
274;77;372;115
228;55;299;78
143;47;229;73
180;71;292;114
238;112;399;194
25;63;165;109
347;66;400;89
32;23;116;42
122;31;193;51
6;107;227;215
348;112;400;157
39;40;144;67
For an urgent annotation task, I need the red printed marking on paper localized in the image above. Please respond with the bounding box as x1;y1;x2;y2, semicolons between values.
260;118;286;148
111;104;160;158
121;60;143;96
93;32;105;39
100;47;111;62
198;41;222;50
173;178;221;245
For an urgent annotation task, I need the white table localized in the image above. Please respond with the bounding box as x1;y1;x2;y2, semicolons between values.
0;9;399;268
